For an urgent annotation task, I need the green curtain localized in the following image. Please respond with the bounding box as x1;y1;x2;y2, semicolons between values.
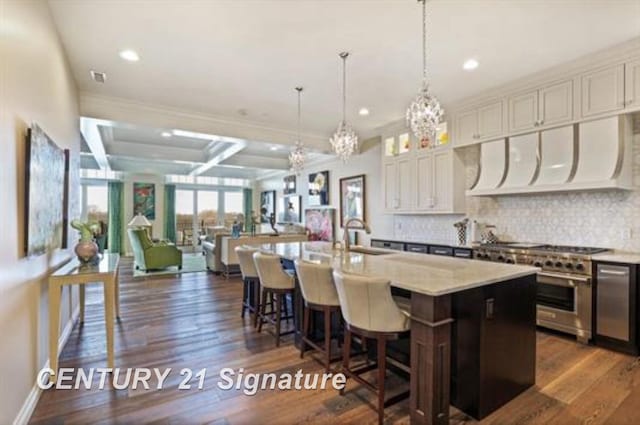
243;188;253;229
164;184;177;243
107;181;124;254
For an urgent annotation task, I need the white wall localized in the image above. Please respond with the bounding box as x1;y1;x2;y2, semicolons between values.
0;1;81;423
255;138;393;246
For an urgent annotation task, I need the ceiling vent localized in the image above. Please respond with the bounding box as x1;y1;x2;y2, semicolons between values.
90;70;106;83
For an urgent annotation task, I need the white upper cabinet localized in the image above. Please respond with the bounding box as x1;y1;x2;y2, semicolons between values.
509;90;538;133
625;59;640;111
508;79;573;133
539;80;573;126
415;153;434;210
381;123;464;214
478;101;504;140
454;100;504;146
455;109;478;146
581;64;625;118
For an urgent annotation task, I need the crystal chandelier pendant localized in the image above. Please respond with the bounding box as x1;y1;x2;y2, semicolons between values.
407;80;444;149
289;87;306;175
330;120;358;162
331;52;358;162
406;0;444;149
289;140;305;175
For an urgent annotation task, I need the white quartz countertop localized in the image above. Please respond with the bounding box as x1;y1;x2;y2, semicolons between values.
251;241;538;297
592;253;640;265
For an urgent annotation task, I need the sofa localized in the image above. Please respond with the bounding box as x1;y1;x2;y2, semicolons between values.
127;228;183;272
202;232;230;273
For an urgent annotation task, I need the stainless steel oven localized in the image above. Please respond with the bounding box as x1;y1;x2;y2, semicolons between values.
536;272;592;343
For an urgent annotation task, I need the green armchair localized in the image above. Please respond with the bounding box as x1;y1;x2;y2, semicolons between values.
127;229;182;271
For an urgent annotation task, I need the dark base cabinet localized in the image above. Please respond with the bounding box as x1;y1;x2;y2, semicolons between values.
451;275;537;420
593;262;639;355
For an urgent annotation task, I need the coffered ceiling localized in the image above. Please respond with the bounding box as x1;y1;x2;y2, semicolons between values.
53;0;640;179
80;118;330;179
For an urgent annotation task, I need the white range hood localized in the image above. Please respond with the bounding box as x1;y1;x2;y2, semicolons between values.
467;115;633;196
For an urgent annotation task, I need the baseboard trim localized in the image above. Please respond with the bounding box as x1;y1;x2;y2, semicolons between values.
12;305;80;425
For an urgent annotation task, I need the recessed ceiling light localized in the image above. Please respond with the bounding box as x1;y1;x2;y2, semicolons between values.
161;132;171;138
358;108;370;116
270;146;279;151
463;59;479;71
119;49;140;62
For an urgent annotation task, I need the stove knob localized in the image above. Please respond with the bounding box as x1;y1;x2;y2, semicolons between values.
576;263;585;271
555;261;563;268
506;258;515;264
545;260;553;267
565;263;574;270
534;261;543;267
497;255;505;261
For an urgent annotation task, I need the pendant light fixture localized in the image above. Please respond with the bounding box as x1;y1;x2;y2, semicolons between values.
330;52;358;162
289;87;305;175
406;0;444;148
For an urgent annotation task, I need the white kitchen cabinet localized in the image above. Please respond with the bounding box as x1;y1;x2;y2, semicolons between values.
414;149;464;213
455;109;478;146
625;59;640;111
454;100;504;146
539;80;573;126
415;153;434;210
381;123;464;214
509;90;538;133
509;79;573;133
581;64;625;117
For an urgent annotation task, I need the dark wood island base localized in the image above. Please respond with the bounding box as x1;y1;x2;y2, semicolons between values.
410;274;537;424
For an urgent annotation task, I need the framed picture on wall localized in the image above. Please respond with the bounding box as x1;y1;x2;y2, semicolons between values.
133;182;156;220
260;190;276;223
283;175;296;195
308;170;329;206
339;174;365;228
279;195;301;223
305;208;335;242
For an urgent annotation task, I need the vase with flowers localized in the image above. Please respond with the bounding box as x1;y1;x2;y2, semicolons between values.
71;219;101;265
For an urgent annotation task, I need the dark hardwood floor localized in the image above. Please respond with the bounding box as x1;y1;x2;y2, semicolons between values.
30;257;640;424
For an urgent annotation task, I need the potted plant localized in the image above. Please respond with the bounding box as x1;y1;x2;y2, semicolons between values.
71;219;101;264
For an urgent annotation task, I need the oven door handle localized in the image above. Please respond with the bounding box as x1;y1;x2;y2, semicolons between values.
538;271;591;287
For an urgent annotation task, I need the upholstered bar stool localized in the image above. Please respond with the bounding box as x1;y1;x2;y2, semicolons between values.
253;252;295;346
333;271;410;425
235;246;260;323
294;260;342;372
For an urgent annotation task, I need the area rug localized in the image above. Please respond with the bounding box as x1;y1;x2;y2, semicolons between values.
133;253;207;277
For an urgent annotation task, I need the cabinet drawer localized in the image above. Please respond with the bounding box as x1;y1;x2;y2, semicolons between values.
371;240;405;251
429;246;453;256
406;243;428;254
454;248;473;259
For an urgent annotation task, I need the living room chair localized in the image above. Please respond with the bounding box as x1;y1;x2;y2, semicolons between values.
127;228;183;272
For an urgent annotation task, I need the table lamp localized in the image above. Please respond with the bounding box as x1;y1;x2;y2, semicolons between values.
128;213;152;237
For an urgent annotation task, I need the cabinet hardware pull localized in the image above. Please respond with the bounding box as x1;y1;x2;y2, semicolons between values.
486;298;495;319
599;269;628;276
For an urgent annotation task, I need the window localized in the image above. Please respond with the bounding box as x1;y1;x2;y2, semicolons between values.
223;191;244;228
84;185;108;224
197;190;219;229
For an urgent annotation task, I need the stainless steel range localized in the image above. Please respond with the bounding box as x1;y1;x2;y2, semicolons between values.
474;243;609;343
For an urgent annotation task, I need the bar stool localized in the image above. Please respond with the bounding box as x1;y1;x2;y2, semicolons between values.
294;260;342;372
235;246;260;323
333;270;410;425
253;252;295;347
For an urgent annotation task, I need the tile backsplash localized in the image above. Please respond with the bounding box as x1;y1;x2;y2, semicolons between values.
394;132;640;252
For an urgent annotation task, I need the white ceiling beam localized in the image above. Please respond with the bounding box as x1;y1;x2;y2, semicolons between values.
220;153;289;170
80;117;111;170
106;140;205;163
190;141;247;176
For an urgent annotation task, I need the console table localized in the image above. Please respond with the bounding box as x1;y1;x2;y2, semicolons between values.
48;253;120;380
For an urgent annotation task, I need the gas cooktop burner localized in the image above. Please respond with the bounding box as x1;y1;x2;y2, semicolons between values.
534;245;608;255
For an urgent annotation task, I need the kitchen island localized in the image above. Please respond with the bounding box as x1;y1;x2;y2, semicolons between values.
254;241;539;425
